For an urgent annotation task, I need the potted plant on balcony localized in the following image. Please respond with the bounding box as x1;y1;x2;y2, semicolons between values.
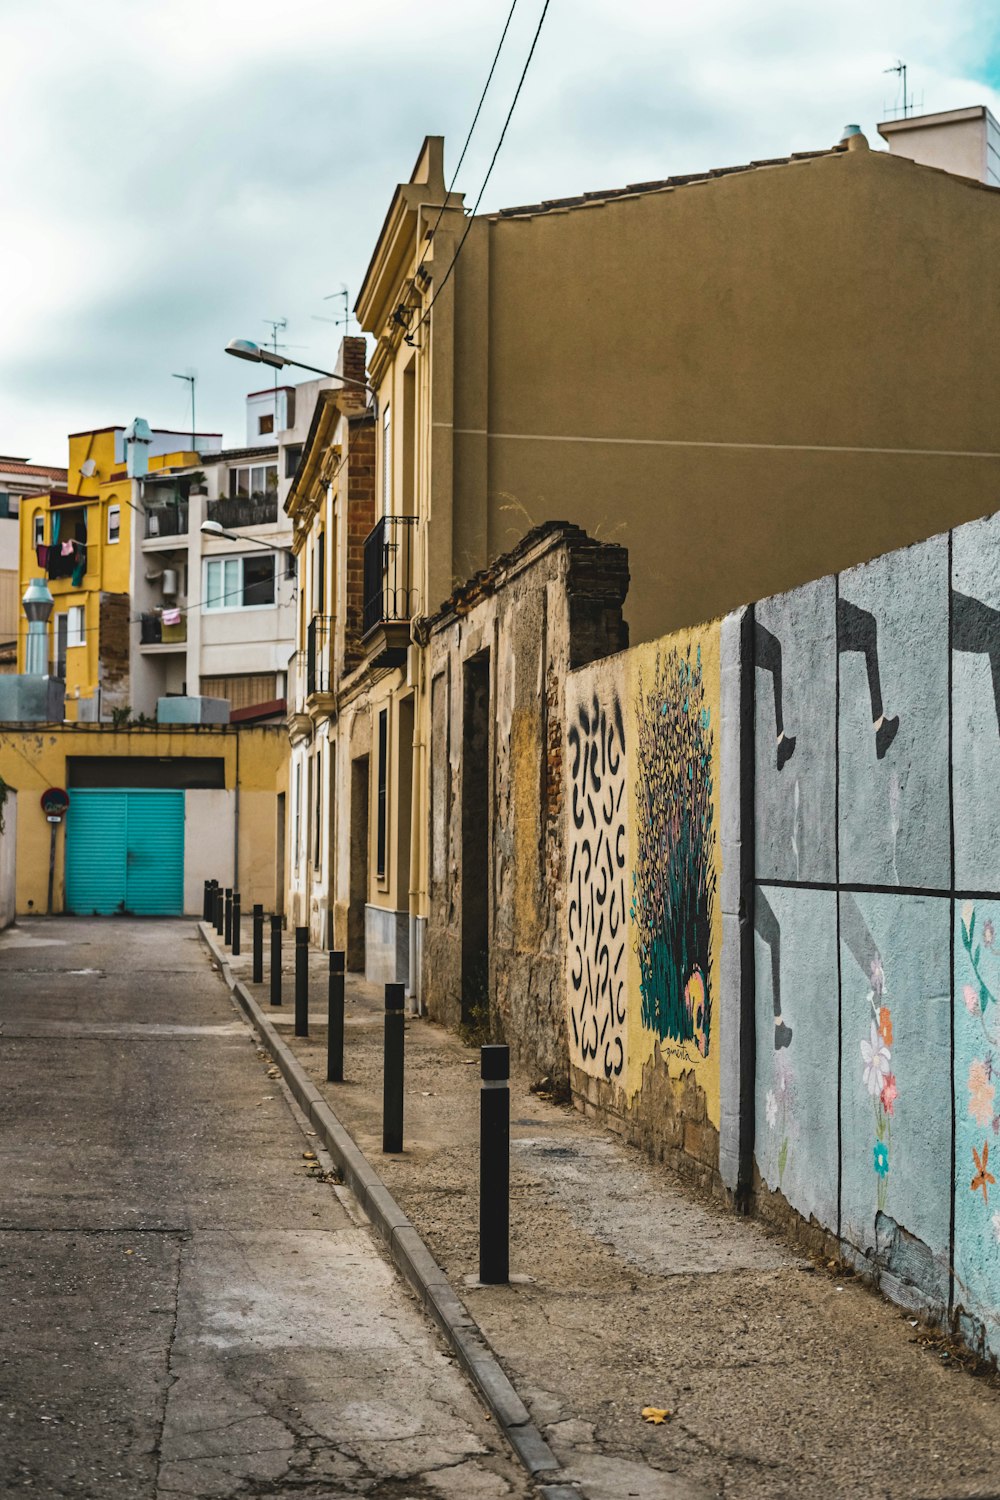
188;471;208;496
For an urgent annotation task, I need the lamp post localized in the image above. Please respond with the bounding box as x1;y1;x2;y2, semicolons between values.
223;339;373;397
199;520;296;579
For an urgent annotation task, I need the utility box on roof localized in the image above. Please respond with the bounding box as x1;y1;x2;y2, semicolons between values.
156;695;230;725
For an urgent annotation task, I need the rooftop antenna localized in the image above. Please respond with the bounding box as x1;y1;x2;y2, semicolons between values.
311;286;352;361
171;370;196;451
261;315;291;395
884;59;912;119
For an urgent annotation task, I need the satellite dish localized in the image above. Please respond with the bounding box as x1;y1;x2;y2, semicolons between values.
79;458;97;478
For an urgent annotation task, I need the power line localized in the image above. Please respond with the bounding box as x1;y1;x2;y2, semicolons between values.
407;0;520;297
407;0;552;344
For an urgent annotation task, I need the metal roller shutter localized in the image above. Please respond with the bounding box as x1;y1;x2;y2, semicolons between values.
65;789;185;916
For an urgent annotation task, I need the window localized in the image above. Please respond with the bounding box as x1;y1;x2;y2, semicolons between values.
382;407;392;515
313;747;323;868
294;762;302;864
203;553;275;610
200;673;277;709
0;493;19;519
229;464;277;499
376;708;388;879
33;512;44;548
258;413;274;435
66;605;85;648
284;444;303;479
107;505;120;544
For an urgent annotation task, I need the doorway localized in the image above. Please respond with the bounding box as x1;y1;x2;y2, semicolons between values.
348;756;369;972
461;653;490;1025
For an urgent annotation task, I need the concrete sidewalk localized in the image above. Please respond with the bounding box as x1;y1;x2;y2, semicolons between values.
211;924;1000;1500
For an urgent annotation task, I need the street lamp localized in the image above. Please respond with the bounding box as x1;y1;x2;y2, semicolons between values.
200;519;296;578
224;338;372;395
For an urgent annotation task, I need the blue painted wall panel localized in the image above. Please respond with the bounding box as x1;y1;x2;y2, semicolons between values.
954;897;1000;1355
839;893;951;1307
754;885;839;1234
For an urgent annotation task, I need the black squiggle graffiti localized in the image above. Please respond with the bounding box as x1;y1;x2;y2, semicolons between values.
568;689;627;1080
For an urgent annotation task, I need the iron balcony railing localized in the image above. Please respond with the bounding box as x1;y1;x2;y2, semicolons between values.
306;614;333;696
145;500;188;538
140;612;187;645
208;494;279;530
362;515;418;636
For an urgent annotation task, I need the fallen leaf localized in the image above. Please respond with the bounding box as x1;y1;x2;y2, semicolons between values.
641;1407;671;1425
302;1151;317;1161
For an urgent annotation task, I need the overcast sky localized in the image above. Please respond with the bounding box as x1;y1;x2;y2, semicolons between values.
2;0;999;465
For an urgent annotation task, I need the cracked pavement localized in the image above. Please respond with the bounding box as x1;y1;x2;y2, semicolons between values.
239;938;1000;1500
0;918;530;1499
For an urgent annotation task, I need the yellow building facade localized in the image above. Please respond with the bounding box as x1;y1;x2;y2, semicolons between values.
18;428;199;720
0;722;286;915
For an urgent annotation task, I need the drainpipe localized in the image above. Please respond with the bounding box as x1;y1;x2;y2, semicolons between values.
234;728;240;890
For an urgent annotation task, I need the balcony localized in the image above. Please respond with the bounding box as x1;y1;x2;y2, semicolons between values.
145;500;188;539
139;611;187;649
306;614;333;697
208;493;279;531
362;515;418;667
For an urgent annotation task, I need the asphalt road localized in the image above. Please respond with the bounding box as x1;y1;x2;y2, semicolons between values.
0;917;527;1499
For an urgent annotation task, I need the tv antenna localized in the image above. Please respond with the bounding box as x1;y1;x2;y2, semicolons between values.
171;370;196;450
312;285;351;331
884;59;914;119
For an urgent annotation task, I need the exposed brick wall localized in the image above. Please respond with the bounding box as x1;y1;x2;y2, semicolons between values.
344;416;375;672
338;337;369;413
98;592;130;711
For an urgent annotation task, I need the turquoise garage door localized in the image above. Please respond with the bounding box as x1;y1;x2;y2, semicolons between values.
65;789;185;916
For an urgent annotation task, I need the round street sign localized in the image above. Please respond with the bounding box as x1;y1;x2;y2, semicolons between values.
41;787;70;818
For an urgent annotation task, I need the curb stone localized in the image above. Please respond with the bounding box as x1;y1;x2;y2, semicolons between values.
196;921;573;1492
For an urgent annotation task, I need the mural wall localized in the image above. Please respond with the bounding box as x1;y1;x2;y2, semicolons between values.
566;625;723;1149
753;514;1000;1356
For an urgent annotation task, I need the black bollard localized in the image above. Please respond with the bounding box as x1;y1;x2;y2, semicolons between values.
383;982;405;1153
327;950;345;1083
252;904;264;984
203;879;211;922
270;916;282;1006
232;892;241;956
479;1045;510;1285
214;886;224;935
295;927;309;1037
224;887;233;946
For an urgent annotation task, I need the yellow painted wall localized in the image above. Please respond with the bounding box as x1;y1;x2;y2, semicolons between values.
0;724;286;914
18;432;196;713
566;621;723;1134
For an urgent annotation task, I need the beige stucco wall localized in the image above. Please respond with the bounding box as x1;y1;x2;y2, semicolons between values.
184;789;235;911
0;788;16;929
460;145;1000;646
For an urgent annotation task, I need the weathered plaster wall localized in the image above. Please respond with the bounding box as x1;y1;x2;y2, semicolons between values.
425;524;628;1083
752;510;1000;1359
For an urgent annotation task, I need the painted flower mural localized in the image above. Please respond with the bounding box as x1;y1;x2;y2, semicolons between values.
632;643;717;1054
862;984;896;1213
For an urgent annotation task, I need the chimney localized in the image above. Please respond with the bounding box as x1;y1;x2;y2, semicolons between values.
877;105;1000;185
335;336;369;410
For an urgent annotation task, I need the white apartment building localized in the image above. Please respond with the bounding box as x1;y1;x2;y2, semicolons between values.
878;104;1000;186
129;380;332;719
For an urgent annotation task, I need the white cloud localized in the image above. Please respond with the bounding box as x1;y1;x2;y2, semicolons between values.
1;0;998;461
